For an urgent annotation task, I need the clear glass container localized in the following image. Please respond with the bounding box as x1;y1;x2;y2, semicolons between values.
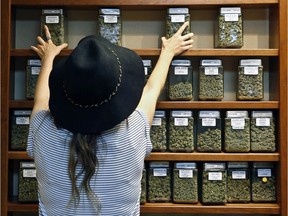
173;162;198;203
196;111;222;152
140;168;147;204
18;162;38;202
251;162;276;202
10;110;31;151
150;110;167;152
237;59;264;100
142;59;152;84
168;110;194;152
166;8;190;38
41;9;66;46
215;7;243;48
98;8;122;46
227;162;251;203
148;162;171;202
224;111;250;152
202;162;227;204
168;59;193;101
199;59;224;100
26;59;41;100
251;111;276;152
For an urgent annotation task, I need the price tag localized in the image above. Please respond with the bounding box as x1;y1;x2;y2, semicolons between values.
46;16;59;24
16;117;30;125
104;15;118;23
208;172;222;180
31;67;41;75
244;66;259;75
256;118;270;127
175;67;188;75
224;13;239;22
23;169;36;178
258;169;272;177
153;168;167;177
152;118;162;126
171;15;185;23
174;118;188;126
179;169;193;178
202;118;216;126
205;67;219;75
231;118;245;129
232;171;246;179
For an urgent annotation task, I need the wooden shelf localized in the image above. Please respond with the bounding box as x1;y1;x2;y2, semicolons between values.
10;49;279;57
11;0;279;7
8;151;280;161
140;203;280;214
9;100;280;109
7;202;280;214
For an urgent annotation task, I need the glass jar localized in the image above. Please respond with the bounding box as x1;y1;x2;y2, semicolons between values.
148;162;171;202
10;110;31;151
26;59;41;100
199;59;224;100
173;162;198;203
237;59;264;100
150;110;167;152
227;162;251;203
18;162;38;202
142;59;152;84
168;110;194;152
196;110;222;152
140;168;147;204
98;8;122;46
251;111;276;152
41;9;66;46
224;111;250;152
166;8;190;38
202;162;227;204
215;7;243;48
251;162;276;202
168;59;193;101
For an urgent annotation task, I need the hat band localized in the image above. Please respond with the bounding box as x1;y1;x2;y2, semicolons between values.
63;47;123;109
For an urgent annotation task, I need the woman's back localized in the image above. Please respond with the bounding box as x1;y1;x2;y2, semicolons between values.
27;110;152;216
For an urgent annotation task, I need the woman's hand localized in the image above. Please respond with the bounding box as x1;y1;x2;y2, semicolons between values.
30;25;68;119
31;25;68;60
161;21;194;57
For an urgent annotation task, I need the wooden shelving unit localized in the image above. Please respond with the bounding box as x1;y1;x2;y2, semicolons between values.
1;0;287;215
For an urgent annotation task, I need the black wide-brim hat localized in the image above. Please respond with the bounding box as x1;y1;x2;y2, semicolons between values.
49;35;145;134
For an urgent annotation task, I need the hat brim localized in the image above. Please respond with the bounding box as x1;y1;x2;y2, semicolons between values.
49;36;145;134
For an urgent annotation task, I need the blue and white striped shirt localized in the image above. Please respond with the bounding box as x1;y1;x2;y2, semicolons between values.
27;110;152;216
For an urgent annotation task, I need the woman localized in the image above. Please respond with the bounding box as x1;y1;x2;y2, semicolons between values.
28;22;193;215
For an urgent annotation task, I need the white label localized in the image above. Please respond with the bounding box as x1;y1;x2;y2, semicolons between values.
244;66;259;75
202;118;216;126
153;168;167;177
204;67;219;75
179;169;193;178
256;118;270;127
45;16;59;24
258;169;272;177
16;117;30;125
232;171;246;179
208;172;222;180
144;67;148;75
174;66;188;75
23;169;36;178
31;67;41;75
152;118;162;126
224;14;239;22
231;118;245;129
174;118;188;126
171;14;185;23
104;15;118;23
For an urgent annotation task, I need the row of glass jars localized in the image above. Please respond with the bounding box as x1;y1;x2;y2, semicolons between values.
141;161;276;204
18;161;276;204
143;58;264;101
151;110;276;153
41;7;242;48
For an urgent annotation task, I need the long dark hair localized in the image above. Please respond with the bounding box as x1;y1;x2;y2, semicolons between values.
67;133;101;214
